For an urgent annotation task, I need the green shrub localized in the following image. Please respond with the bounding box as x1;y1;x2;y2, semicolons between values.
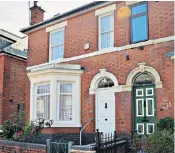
0;111;26;140
131;118;174;153
156;117;174;133
0;112;53;141
147;130;174;153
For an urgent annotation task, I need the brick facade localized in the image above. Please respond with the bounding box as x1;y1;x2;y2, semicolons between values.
0;54;27;124
24;1;174;138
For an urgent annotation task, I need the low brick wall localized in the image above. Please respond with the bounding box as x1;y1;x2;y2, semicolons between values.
71;150;96;153
0;140;47;153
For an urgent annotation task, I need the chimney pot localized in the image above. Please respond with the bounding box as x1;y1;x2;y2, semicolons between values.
34;1;38;6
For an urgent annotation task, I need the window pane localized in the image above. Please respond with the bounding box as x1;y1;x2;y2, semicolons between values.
60;84;72;93
147;99;154;116
37;95;50;120
137;99;143;116
51;30;64;46
37;84;50;94
52;45;64;60
131;3;147;15
98;78;114;88
100;14;113;33
132;15;148;42
101;31;113;49
59;95;72;121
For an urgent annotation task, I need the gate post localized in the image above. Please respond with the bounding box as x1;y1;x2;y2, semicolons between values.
46;139;51;153
95;129;100;153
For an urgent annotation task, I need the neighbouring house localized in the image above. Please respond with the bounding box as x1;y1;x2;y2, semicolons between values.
0;29;28;124
21;1;174;144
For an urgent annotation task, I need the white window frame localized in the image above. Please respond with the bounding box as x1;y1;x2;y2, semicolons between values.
147;123;154;134
146;98;154;116
98;12;114;50
49;28;65;62
57;82;75;124
136;89;144;97
137;123;144;135
146;88;154;96
34;82;51;120
136;99;144;117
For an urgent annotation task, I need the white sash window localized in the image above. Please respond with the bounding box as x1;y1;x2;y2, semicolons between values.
50;28;64;60
36;84;50;120
57;83;73;121
99;13;114;50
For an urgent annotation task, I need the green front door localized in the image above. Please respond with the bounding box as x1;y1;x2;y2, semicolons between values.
133;85;157;135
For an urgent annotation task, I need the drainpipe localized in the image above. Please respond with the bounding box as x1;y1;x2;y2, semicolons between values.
80;118;93;145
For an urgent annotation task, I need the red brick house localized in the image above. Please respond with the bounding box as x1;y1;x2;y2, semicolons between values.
0;29;28;124
21;1;174;144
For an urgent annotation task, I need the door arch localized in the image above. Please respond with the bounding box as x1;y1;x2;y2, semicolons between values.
89;68;119;134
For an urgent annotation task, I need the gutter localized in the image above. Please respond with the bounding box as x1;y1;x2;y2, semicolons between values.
20;1;114;34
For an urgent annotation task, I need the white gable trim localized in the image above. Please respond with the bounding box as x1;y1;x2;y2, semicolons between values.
95;4;116;16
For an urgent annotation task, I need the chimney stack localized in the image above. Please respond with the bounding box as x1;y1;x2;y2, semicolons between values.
30;1;45;25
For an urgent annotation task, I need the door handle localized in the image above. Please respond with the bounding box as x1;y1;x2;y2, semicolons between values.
105;118;108;121
105;103;107;108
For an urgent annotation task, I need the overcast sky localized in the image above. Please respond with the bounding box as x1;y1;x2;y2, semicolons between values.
0;1;91;37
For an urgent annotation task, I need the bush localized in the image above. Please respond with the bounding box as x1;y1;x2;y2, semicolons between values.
147;130;174;153
0;111;26;140
0;111;53;141
131;118;174;153
132;130;174;153
156;117;174;133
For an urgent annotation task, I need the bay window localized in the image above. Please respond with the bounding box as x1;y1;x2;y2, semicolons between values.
36;84;50;120
130;2;148;43
50;28;64;60
99;13;114;49
57;83;73;121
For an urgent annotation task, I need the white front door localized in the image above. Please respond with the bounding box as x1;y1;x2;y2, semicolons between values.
96;89;115;134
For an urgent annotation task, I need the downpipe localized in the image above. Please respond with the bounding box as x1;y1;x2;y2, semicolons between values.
80;118;93;145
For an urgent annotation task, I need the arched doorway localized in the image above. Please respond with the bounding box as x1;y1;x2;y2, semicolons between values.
89;68;119;134
132;72;157;135
96;77;115;134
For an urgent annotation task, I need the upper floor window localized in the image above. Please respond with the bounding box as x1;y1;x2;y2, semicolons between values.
50;28;64;60
99;13;114;49
130;2;148;43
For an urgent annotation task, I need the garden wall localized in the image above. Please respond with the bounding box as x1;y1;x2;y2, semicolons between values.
0;140;96;153
0;140;47;153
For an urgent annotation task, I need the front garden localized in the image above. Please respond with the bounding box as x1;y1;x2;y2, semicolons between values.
0;111;173;153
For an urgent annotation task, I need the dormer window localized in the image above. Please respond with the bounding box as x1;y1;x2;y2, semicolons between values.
50;28;65;60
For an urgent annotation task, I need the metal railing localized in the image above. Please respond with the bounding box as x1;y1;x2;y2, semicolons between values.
95;129;129;153
80;118;93;145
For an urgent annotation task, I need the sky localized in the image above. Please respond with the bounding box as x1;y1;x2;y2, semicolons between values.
0;1;91;37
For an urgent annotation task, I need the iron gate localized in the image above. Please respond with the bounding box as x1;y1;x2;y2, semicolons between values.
95;129;129;153
50;140;71;153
